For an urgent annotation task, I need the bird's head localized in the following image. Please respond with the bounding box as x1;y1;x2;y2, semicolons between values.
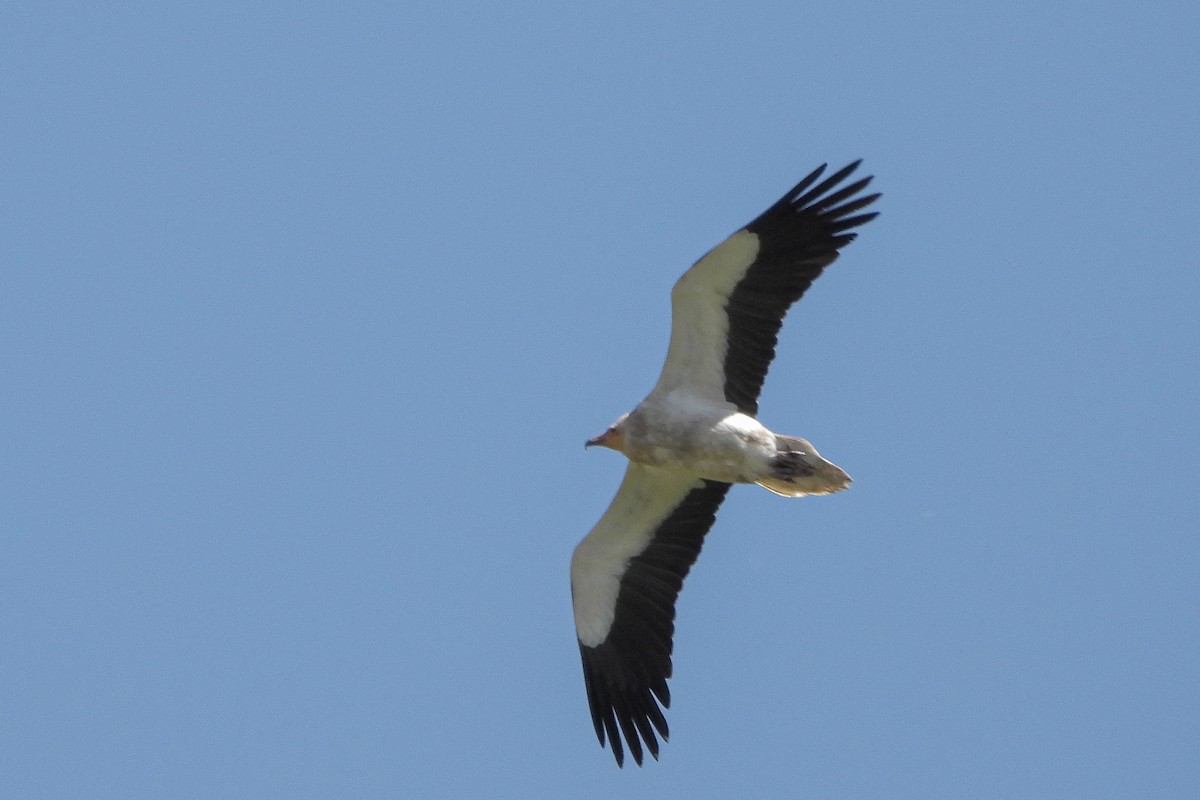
585;413;629;453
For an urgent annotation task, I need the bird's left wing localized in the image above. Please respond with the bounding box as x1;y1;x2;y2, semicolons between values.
649;161;879;415
571;463;732;766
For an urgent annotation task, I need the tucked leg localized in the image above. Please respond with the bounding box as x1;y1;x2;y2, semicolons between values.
770;451;816;481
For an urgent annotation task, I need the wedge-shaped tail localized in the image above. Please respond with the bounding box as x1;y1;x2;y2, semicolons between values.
755;435;852;497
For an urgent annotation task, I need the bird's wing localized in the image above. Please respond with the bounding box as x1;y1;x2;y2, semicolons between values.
571;462;732;766
649;161;880;415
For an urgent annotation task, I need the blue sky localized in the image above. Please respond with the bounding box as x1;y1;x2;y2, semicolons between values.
3;2;1198;798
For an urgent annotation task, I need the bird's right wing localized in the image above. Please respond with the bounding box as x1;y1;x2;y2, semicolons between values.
570;463;731;766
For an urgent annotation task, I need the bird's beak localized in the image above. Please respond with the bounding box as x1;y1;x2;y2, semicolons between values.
585;427;622;451
585;429;612;449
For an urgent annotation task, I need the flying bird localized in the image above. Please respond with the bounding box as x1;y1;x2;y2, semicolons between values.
570;161;879;766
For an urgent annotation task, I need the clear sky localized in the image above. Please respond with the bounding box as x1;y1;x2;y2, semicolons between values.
3;3;1198;798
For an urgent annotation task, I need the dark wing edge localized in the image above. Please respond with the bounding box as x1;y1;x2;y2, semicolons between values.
722;161;881;415
578;479;732;767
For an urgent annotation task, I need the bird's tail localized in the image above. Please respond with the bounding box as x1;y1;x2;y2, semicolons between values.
755;435;852;497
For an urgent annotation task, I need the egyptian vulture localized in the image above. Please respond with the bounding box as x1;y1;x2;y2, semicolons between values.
571;161;879;766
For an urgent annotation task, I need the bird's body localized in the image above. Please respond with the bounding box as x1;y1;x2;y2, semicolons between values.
622;395;774;483
570;161;879;766
601;392;849;493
